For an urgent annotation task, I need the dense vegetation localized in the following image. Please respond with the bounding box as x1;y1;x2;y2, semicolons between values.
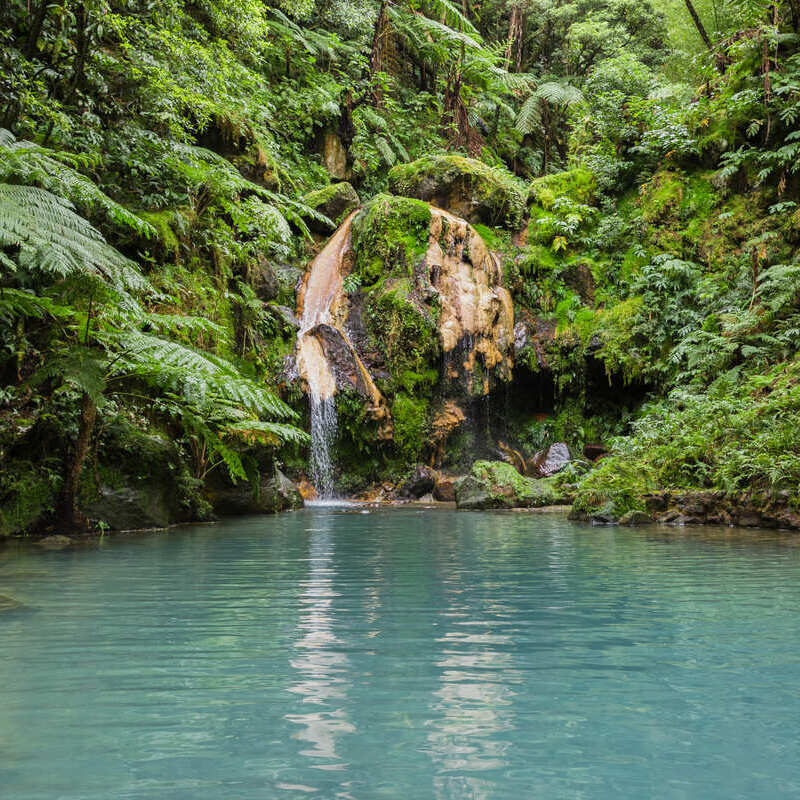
2;0;800;532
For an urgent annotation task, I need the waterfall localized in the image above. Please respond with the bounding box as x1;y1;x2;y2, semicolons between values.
308;395;337;499
296;212;358;499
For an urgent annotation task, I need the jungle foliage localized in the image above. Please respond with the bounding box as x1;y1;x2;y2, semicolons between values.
2;0;800;528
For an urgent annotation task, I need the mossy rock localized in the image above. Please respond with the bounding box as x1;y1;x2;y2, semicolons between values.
303;182;360;233
0;461;57;537
391;393;431;462
363;278;440;382
351;194;432;285
528;168;597;209
388;155;525;230
455;460;562;510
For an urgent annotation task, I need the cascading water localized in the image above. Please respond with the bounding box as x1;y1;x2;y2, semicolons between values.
296;212;358;499
308;395;337;498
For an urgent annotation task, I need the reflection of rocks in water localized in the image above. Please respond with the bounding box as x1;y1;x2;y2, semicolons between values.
36;535;73;549
0;594;23;612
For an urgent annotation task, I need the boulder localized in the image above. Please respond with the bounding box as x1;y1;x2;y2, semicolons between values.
303;182;360;233
208;468;303;516
387;154;525;230
86;484;175;530
398;465;437;499
618;510;653;526
531;443;571;477
37;534;73;548
321;131;348;180
433;475;458;502
455;460;562;510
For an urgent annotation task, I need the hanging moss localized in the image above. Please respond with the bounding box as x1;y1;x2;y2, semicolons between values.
391;393;430;462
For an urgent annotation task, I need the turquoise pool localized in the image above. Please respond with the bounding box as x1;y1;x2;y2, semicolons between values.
1;508;799;798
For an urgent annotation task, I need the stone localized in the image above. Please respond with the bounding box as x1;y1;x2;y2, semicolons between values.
303;182;360;233
454;475;495;510
644;492;670;513
736;512;762;528
417;493;435;504
298;479;318;502
0;595;23;612
433;475;457;502
618;510;653;526
260;468;304;512
86;485;174;530
321;131;348;180
398;465;437;499
583;444;608;462
455;460;562;510
208;467;303;516
591;514;617;526
37;535;73;548
272;304;300;330
531;443;571;477
387;154;525;230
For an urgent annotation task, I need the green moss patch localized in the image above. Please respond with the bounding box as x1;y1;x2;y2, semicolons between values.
388;154;525;230
351;194;432;285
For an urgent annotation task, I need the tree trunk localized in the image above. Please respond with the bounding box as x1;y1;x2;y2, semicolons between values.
541;100;551;175
57;392;97;528
505;4;524;72
788;0;800;32
683;0;714;50
25;0;50;58
368;0;390;106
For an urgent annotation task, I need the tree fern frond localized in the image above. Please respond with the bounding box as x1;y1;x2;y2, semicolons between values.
0;130;154;237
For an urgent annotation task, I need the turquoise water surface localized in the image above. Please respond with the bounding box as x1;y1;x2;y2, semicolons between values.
1;508;800;799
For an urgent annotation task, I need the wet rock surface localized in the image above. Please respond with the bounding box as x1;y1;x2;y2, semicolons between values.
208;468;303;516
455;460;563;510
531;442;571;478
398;465;437;499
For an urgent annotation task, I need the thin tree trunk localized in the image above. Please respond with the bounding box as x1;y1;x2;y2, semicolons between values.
505;4;524;72
64;2;89;102
541;100;551;175
368;0;390;106
788;0;800;32
683;0;714;51
25;0;50;58
58;391;97;528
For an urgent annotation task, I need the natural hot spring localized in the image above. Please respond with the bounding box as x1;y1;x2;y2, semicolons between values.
1;508;800;798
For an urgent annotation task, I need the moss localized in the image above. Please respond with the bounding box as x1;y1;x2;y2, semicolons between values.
640;171;685;223
351;194;431;285
303;181;360;229
392;393;430;461
528;168;597;208
137;209;181;260
387;154;525;230
0;461;57;536
468;460;562;507
364;278;440;386
471;223;508;251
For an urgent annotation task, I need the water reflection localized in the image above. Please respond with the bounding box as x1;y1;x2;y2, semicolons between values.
286;514;354;773
1;511;800;799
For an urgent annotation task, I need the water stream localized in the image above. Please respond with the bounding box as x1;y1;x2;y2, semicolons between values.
295;213;358;498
